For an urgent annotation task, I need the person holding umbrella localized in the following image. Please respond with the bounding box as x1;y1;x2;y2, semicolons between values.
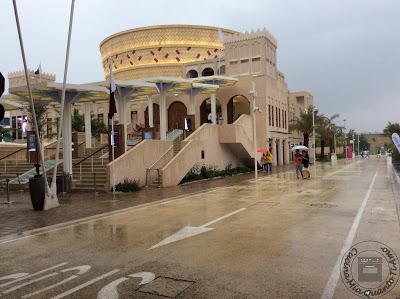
291;145;308;179
258;148;273;174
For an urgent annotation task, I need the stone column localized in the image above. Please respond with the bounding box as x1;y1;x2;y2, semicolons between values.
210;93;217;124
84;102;92;149
284;139;290;165
62;101;73;175
278;139;284;166
189;89;196;115
159;84;167;140
272;138;277;166
147;95;153;128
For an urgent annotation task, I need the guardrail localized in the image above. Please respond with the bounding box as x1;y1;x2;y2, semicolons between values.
0;148;26;173
145;145;174;187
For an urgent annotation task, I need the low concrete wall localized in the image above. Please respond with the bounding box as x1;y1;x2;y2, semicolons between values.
107;139;172;188
161;124;244;187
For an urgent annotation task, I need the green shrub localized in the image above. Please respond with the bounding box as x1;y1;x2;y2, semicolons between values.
114;178;141;192
180;165;251;184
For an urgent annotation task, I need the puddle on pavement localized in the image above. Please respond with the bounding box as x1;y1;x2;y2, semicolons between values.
309;203;338;208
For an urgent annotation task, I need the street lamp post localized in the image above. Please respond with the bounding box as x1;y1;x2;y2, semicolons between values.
250;81;261;180
344;119;347;159
312;106;316;165
352;132;355;157
357;133;360;157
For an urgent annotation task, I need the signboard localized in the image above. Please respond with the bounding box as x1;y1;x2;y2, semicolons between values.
0;117;10;126
112;130;120;147
144;131;153;140
28;134;36;152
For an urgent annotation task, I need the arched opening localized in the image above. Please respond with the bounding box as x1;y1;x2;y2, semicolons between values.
200;98;222;125
227;95;251;124
201;67;214;77
144;103;160;129
186;69;199;78
168;101;187;131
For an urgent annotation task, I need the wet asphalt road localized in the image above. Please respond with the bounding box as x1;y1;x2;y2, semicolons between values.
0;158;399;298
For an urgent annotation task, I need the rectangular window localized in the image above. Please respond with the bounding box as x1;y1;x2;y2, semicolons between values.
47;118;52;137
98;113;104;124
268;105;271;126
276;108;278;127
285;111;287;129
271;106;274;127
278;108;281;128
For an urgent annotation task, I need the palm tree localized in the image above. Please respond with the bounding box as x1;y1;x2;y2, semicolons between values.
317;114;340;159
289;105;322;147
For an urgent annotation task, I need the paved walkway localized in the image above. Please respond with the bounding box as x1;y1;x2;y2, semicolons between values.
0;159;399;298
0;164;293;241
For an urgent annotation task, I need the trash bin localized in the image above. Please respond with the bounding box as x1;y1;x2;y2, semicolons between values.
29;176;45;211
56;173;72;194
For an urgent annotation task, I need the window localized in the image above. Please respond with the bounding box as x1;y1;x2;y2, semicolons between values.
271;106;274;127
268;105;271;126
47;118;52;137
285;111;287;129
276;108;278;127
201;150;205;159
98;114;104;123
278;108;281;128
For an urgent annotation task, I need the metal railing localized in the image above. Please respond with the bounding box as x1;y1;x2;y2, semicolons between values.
0;148;25;173
72;144;108;180
145;145;174;187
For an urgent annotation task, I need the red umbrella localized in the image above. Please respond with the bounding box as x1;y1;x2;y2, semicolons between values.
257;148;269;153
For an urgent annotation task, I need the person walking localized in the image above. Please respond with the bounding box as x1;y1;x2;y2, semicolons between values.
261;152;267;171
302;151;310;179
265;150;273;174
294;149;304;179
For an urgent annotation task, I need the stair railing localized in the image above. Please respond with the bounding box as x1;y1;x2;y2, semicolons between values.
145;145;174;187
72;144;108;180
0;148;25;173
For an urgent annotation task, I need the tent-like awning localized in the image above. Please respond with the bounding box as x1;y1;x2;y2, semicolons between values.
0;95;24;110
95;79;159;99
143;76;220;94
9;81;109;103
191;75;238;87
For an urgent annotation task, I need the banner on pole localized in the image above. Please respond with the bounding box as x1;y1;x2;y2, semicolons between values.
391;133;400;153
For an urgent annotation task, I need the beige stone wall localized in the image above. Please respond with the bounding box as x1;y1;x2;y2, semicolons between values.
107;139;173;188
364;133;391;153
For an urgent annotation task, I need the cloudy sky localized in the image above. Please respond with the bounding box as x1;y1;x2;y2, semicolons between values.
1;0;399;132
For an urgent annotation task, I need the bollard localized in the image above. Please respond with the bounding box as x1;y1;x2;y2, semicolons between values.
2;178;13;205
93;172;97;195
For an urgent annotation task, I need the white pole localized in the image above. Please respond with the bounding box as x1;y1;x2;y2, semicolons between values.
51;0;75;202
12;0;49;195
312;106;316;165
344;119;347;159
357;133;360;156
352;132;355;157
251;82;257;180
111;117;115;199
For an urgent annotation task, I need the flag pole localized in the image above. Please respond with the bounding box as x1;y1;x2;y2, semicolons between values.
111;116;115;199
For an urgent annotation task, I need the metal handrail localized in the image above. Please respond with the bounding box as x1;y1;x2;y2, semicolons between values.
147;145;174;170
73;144;108;167
0;148;25;161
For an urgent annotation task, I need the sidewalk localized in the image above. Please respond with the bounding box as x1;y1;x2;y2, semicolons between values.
0;164;294;240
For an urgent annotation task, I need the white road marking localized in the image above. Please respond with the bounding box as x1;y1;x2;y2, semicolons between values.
3;272;58;294
51;269;119;299
149;208;246;249
60;265;91;275
22;276;77;298
0;262;67;288
128;272;156;285
320;171;378;299
97;272;155;299
0;273;29;282
97;277;129;299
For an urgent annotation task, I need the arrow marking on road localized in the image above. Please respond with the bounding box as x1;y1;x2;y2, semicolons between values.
149;207;247;250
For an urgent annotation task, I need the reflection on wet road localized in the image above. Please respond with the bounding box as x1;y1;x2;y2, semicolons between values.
0;159;399;298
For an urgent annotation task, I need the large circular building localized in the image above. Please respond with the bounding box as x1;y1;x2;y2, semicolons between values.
99;25;237;80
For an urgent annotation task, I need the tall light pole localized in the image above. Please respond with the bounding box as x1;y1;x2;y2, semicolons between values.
250;81;261;179
357;133;360;157
352;132;355;158
343;119;347;159
312;106;316;165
